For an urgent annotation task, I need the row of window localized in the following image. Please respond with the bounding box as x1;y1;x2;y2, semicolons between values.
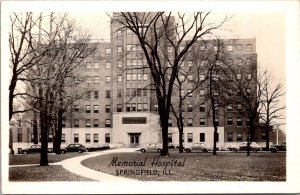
126;88;148;97
167;133;218;143
125;103;148;112
167;117;249;127
71;119;111;128
73;133;110;143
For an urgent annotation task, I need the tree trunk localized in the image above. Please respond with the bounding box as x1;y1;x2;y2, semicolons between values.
39;89;48;166
53;108;63;154
160;110;169;156
266;124;270;150
33;115;38;144
213;126;218;155
178;111;184;153
9;75;17;121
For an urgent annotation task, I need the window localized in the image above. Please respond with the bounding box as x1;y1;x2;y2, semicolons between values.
168;119;172;127
105;76;111;84
94;76;99;84
137;103;142;112
228;89;233;97
105;119;111;127
213;90;219;96
168;133;172;143
86;119;91;127
132;103;136;111
86;62;91;69
200;45;205;51
126;73;132;81
214;118;219;126
237;132;242;142
48;134;53;142
117;30;122;37
126;104;131;112
94;134;99;143
105;62;111;69
237;73;242;80
237;58;242;66
188;118;193;126
117;46;122;54
227;133;233;142
132;73;137;81
187;89;192;97
246;119;250;126
122;117;147;124
246;88;251;96
246;44;252;52
154;104;158;112
86;105;91;113
167;47;172;53
117;61;123;69
74;119;79;127
105;133;110;143
144;74;148;81
94;91;99;99
143;103;148;111
61;134;65;143
246;58;251;66
94;62;99;69
104;105;110;113
237;118;242;127
106;90;110;98
143;89;147;96
214;102;219;111
199;89;205;96
200;133;205;142
86;76;91;84
247;73;252;80
86;134;91;143
86;91;91;99
227;118;233;126
31;133;34;142
105;48;111;55
237;103;242;111
117;104;122;112
74;105;79;112
17;134;22;142
93;105;98;113
237;44;242;51
200;74;205;81
200;104;205;112
94;119;99;127
127;44;136;52
187;104;193;112
227;45;233;52
74;134;79;143
261;130;267;141
200;118;205;126
117;75;122;83
187;133;193;143
187;61;193;67
227;104;233;111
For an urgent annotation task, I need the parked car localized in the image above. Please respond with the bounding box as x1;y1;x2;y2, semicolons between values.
140;143;162;153
232;142;262;152
184;143;211;153
21;144;52;154
61;144;88;153
270;142;286;153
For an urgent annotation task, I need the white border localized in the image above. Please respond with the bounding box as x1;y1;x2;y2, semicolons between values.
1;1;300;194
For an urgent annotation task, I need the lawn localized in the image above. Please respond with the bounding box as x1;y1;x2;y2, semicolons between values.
9;153;87;165
9;165;94;181
81;152;286;181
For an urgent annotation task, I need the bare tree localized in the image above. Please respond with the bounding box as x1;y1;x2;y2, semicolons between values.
111;12;228;156
259;70;285;150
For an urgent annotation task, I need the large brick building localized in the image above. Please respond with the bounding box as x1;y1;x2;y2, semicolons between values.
10;13;280;152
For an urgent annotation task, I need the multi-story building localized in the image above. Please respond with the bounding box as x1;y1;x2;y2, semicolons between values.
10;13;278;152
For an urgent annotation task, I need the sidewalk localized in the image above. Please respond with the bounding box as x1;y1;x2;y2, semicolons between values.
56;148;140;181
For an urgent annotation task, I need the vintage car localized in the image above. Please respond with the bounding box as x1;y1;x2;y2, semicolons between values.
184;143;212;153
61;144;88;153
270;142;286;153
231;142;262;153
140;143;162;153
21;144;52;154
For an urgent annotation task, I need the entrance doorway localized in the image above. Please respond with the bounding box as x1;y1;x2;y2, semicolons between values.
129;133;141;147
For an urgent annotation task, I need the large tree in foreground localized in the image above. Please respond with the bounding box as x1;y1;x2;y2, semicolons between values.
111;12;229;156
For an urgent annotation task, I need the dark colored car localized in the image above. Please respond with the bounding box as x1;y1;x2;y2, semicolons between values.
184;143;212;153
62;144;88;153
270;142;286;153
21;144;52;154
140;143;162;153
232;142;262;152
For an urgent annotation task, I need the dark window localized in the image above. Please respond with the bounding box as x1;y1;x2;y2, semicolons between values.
168;119;172;127
62;119;66;128
200;104;205;112
86;134;91;143
86;119;91;127
86;105;91;113
93;119;99;127
106;90;110;98
131;103;136;112
188;118;193;126
93;134;98;143
106;105;110;113
227;118;233;126
200;118;205;126
74;119;79;127
237;132;242;142
216;133;219;142
74;105;79;112
187;133;193;143
261;130;267;141
237;118;242;127
122;117;147;124
168;133;172;143
17;134;22;142
61;134;65;143
126;104;130;112
48;134;53;142
105;133;110;143
86;91;91;99
74;134;79;143
227;133;233;142
214;118;219;126
200;133;205;142
117;89;122;98
117;104;122;112
105;119;111;127
187;105;193;112
94;91;99;99
31;134;34;142
246;119;250;126
94;105;99;113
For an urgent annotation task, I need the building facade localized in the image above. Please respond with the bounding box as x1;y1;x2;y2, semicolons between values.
10;13;278;152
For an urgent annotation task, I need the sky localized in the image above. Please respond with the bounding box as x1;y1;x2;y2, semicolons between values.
69;11;286;130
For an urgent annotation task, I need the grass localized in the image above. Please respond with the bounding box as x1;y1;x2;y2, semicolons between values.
9;153;87;165
9;165;94;181
81;152;286;181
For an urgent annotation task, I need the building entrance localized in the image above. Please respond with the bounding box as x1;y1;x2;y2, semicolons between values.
129;133;141;146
